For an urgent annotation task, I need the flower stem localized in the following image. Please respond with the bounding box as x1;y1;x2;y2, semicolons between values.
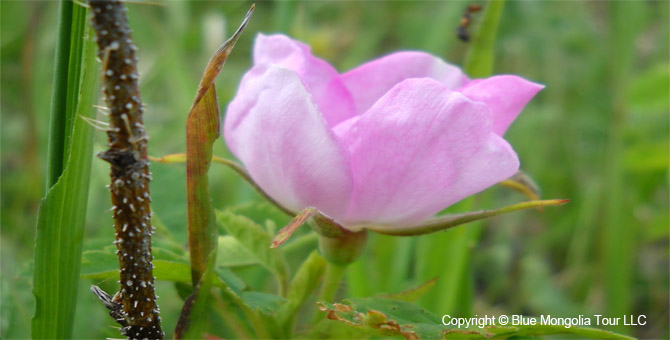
313;260;347;325
320;261;347;303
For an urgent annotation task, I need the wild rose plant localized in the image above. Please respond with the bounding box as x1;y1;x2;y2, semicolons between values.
225;34;543;230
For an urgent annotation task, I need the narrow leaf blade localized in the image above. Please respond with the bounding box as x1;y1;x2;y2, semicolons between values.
32;6;98;338
363;199;569;236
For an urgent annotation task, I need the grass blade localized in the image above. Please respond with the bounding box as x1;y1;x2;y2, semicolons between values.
31;2;97;338
463;0;505;77
413;0;507;315
44;0;74;188
602;1;647;334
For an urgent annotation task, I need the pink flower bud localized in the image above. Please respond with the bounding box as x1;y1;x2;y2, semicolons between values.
225;34;543;228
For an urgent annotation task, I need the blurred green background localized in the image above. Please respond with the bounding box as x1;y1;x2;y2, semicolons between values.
2;1;668;339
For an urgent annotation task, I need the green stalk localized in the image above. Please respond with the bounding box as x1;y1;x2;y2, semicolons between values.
417;198;484;315
311;256;348;324
32;1;97;338
273;0;297;33
418;0;506;315
345;259;373;298
314;261;347;324
602;1;646;334
320;262;346;303
463;0;505;77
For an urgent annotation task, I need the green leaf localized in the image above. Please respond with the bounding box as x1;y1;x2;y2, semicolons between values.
80;249;118;278
215;267;247;295
216;279;276;339
81;249;245;293
153;260;209;287
318;297;445;339
217;210;289;293
176;7;254;338
174;253;217;339
31;3;98;338
185;4;253;286
318;297;633;340
186;84;221;286
82;250;197;287
278;251;327;335
217;235;263;267
241;292;286;315
228;201;291;228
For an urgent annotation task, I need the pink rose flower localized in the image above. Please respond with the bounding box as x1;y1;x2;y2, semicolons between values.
224;33;543;227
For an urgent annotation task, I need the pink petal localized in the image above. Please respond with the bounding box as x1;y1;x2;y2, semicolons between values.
253;33;356;127
341;52;469;115
334;78;519;226
459;75;544;136
225;65;353;219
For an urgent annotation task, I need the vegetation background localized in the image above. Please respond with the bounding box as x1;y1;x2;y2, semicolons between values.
1;1;668;339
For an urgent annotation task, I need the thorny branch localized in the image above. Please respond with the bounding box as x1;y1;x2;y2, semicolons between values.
88;0;163;338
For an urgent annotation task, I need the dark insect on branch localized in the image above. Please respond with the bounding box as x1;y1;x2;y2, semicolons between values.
88;0;163;339
457;4;483;42
91;286;126;325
